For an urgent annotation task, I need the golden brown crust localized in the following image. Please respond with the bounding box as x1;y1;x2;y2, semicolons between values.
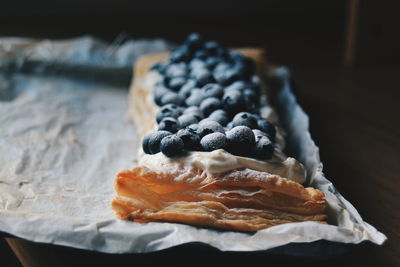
115;49;327;232
111;166;326;232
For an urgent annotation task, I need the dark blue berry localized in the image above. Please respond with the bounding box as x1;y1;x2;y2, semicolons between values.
170;46;189;63
253;129;268;139
189;58;207;70
226;126;255;156
224;81;247;93
243;88;258;103
185;89;205;106
185;33;203;51
232;112;258;128
156;104;182;123
222;91;246;116
142;133;152;154
192;68;213;87
216;47;228;58
150;63;163;73
200;132;227;151
257;119;276;142
214;62;230;73
214;68;240;86
201;83;223;98
160;135;184;157
178;114;199;128
208;109;228;126
179;79;197;98
160;92;185;106
197;120;225;137
194;50;207;60
183;106;204;120
225;121;234;130
176;128;201;151
188;123;199;132
205;57;219;69
165;63;187;78
204;41;219;54
148;130;172;154
153;85;171;106
199;97;222;117
158;117;181;133
254;135;274;160
168;77;186;91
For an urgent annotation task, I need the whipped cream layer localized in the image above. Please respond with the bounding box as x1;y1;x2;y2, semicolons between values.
139;149;306;184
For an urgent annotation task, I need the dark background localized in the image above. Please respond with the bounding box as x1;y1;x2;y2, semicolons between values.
1;0;399;266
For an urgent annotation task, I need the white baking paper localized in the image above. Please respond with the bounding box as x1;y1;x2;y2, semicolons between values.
0;37;386;254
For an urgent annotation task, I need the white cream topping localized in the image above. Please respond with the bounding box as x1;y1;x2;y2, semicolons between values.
139;149;306;184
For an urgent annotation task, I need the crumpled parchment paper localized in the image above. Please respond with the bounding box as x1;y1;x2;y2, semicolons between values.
0;37;386;255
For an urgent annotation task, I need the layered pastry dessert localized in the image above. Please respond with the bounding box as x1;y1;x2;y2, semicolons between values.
112;34;327;232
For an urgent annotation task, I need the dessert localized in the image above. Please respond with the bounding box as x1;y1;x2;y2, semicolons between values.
112;34;327;232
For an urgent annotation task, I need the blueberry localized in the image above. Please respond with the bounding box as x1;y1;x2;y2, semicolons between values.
222;90;246;116
160;135;184;157
200;132;227;151
253;129;268;139
183;106;203;120
150;63;164;73
214;68;240;86
224;81;247;93
205;57;219;69
184;106;203;115
226;126;255;156
250;75;261;91
185;89;205;106
192;68;213;87
158;117;181;133
153;85;171;106
148;130;172;154
194;50;207;60
188;123;199;132
197;120;225;137
165;63;187;78
254;135;274;160
204;41;219;54
179;79;197;98
232;112;258;128
201;83;223;98
156;104;182;123
185;33;203;51
168;77;186;91
178;114;199;128
232;55;255;79
216;47;229;58
176;128;201;151
170;46;189;63
243;88;258;103
142;133;152;154
189;58;207;70
214;62;230;73
243;88;260;112
257;119;276;142
160;92;185;106
199;97;222;117
225;121;233;130
208;109;228;126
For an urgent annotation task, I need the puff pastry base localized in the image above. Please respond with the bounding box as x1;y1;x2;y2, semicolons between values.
112;49;327;232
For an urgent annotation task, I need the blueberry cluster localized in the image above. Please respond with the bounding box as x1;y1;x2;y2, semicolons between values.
143;33;276;160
